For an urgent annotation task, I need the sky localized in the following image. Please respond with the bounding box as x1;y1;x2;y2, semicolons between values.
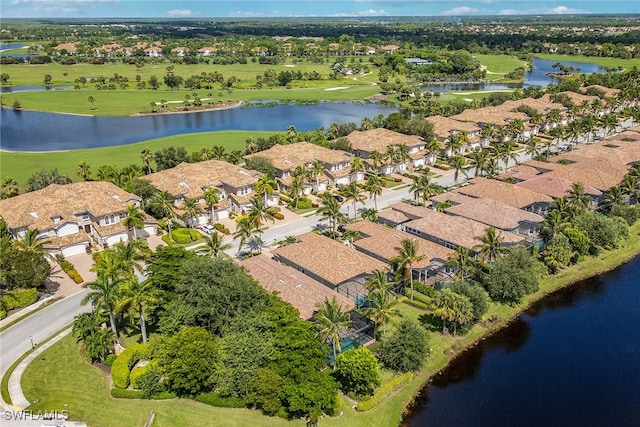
1;0;639;19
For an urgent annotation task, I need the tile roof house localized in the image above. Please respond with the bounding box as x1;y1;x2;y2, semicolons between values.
271;232;389;303
516;175;602;202
245;142;354;192
426;115;484;155
388;203;524;252
239;254;355;320
0;182;156;256
450;106;530;129
345;128;433;171
452;177;553;216
345;220;454;281
142;160;266;224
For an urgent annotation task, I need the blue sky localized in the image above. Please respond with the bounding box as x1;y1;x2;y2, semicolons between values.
1;0;638;19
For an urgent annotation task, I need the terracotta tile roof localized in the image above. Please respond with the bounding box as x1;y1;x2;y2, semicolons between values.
560;91;600;105
239;255;355;319
516;175;602;199
581;85;620;98
426;115;481;140
555;134;640;166
142;160;259;199
499;95;566;114
450;106;529;127
345;128;425;153
430;192;477;206
387;202;434;220
271;232;388;286
452;177;553;208
497;170;538;182
42;233;91;250
377;209;411;224
402;207;524;250
93;222;127;237
0;182;141;231
244;142;352;171
546;163;624;191
444;197;544;230
345;220;453;268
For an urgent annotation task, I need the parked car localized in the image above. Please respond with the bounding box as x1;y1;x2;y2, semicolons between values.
333;194;344;203
202;224;215;234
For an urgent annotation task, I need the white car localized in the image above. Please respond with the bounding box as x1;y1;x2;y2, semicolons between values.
201;224;215;234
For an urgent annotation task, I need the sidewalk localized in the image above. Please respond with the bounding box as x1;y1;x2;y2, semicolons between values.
0;296;55;330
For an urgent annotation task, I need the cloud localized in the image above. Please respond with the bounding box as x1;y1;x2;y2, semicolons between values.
332;9;389;17
441;6;489;16
166;9;192;17
499;5;587;15
6;0;117;14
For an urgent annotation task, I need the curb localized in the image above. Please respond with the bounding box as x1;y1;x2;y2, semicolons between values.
0;296;55;330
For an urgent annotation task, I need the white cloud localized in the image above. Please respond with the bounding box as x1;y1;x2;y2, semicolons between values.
166;9;192;17
332;9;389;17
441;6;489;16
499;5;587;15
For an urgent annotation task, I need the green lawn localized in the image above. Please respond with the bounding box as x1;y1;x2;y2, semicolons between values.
534;54;640;70
0;130;274;187
475;54;528;80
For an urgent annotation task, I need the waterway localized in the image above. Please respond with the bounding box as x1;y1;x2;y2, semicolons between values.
403;255;640;427
0;101;398;151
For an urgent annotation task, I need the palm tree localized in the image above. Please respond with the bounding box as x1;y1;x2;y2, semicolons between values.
288;175;305;210
196;232;231;258
500;141;519;169
368;150;385;176
115;279;159;344
601;112;619;137
364;173;383;210
234;217;254;254
361;288;398;337
507;119;525;142
76;161;92;181
396;144;411;171
247;195;276;232
123;204;145;240
81;275;125;336
317;193;346;236
360;117;373;131
211;145;226;160
445;246;477;281
566;120;583;145
203;186;220;224
539;210;571;242
598;186;624;213
450;156;467;184
474;227;506;264
580;115;599;144
310;160;325;192
364;269;392;293
468;150;488;178
342;182;366;219
1;177;19;199
431;288;458;334
140;147;154;174
620;175;640;205
148;190;176;236
14;228;48;253
445;133;462;158
111;240;147;277
360;207;378;222
255;174;276;205
391;239;426;300
566;182;592;211
313;296;353;368
182;198;203;228
350;156;366;177
286;124;298;143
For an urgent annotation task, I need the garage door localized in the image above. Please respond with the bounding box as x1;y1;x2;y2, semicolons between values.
62;244;86;257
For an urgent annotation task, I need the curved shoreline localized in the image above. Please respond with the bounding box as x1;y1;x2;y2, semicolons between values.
397;224;640;424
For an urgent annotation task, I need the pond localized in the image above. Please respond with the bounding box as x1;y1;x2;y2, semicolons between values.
0;101;398;151
402;255;640;427
420;58;608;94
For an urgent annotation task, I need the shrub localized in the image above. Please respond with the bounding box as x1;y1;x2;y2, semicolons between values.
0;310;6;320
412;281;436;297
355;373;413;411
171;228;193;244
130;361;156;389
335;347;381;398
111;343;150;389
110;388;176;400
104;354;117;366
1;288;38;311
214;223;230;234
195;392;247;408
311;203;319;208
296;197;312;209
379;319;430;373
273;212;285;220
235;214;249;223
54;254;84;283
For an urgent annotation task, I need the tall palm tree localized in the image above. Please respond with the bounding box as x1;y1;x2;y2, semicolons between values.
14;228;48;253
203;186;220;224
342;182;366;219
317;193;346;236
314;296;353;369
288;175;305;210
445;246;477;281
247;195;276;232
431;288;458;334
234;217;254;254
148;190;176;236
580;115;599;144
286;124;298;143
76;161;92;181
182;198;203;228
123;204;145;240
115;278;159;344
255;174;276;205
364;173;383;210
309;160;325;192
500;140;519;169
140;147;154;174
396;144;411;171
196;232;232;258
450;156;467;184
111;240;147;277
361;288;398;337
391;239;426;300
539;210;571;242
468;150;488;178
566;182;592;211
601;112;619;137
620;175;640;205
598;186;624;213
350;156;366;177
361;207;378;222
81;275;125;336
212;145;226;160
474;227;506;264
368;150;385;176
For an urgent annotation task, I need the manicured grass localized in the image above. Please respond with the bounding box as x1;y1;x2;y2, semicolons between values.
0;130;274;187
534;54;640;70
475;54;528;79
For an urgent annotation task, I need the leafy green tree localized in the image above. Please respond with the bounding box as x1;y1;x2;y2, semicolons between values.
543;233;575;273
1;177;19;199
448;281;489;323
335;347;381;398
575;211;629;252
115;279;159;344
123;204;145;240
484;246;541;304
0;242;51;290
314;296;353;368
26;168;72;192
157;326;219;396
146;245;194;292
81;275;125;336
153;146;188;171
245;157;276;179
378;319;430;373
247;368;285;415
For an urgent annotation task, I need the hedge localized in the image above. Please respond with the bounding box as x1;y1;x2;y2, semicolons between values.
171;228;199;244
0;310;6;320
110;388;176;400
273;212;285;220
214;223;230;234
355;373;414;411
130;361;156;390
403;298;430;311
111;343;150;389
296;197;312;209
1;288;38;311
195;392;247;408
55;254;84;283
404;288;432;306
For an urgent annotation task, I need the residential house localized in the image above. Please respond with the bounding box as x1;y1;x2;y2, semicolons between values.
271;232;389;303
345;220;454;282
142;160;267;225
426;115;484;155
244;142;354;193
450;107;531;141
345;128;432;172
516;175;602;205
380;45;399;54
0;181;156;256
239;254;355;320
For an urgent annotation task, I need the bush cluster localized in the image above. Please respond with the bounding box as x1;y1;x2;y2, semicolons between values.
171;228;200;244
273;212;285;220
296;197;312;209
110;388;176;400
355;373;414;411
111;343;150;389
55;254;84;283
130;361;157;389
214;223;230;234
1;288;38;312
195;392;247;408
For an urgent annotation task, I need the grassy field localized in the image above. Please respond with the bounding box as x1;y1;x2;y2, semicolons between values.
475;54;528;81
19;221;640;427
0;130;274;187
534;54;640;70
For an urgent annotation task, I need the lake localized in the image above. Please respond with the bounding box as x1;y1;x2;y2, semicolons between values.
0;101;398;151
402;255;640;427
420;58;608;93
